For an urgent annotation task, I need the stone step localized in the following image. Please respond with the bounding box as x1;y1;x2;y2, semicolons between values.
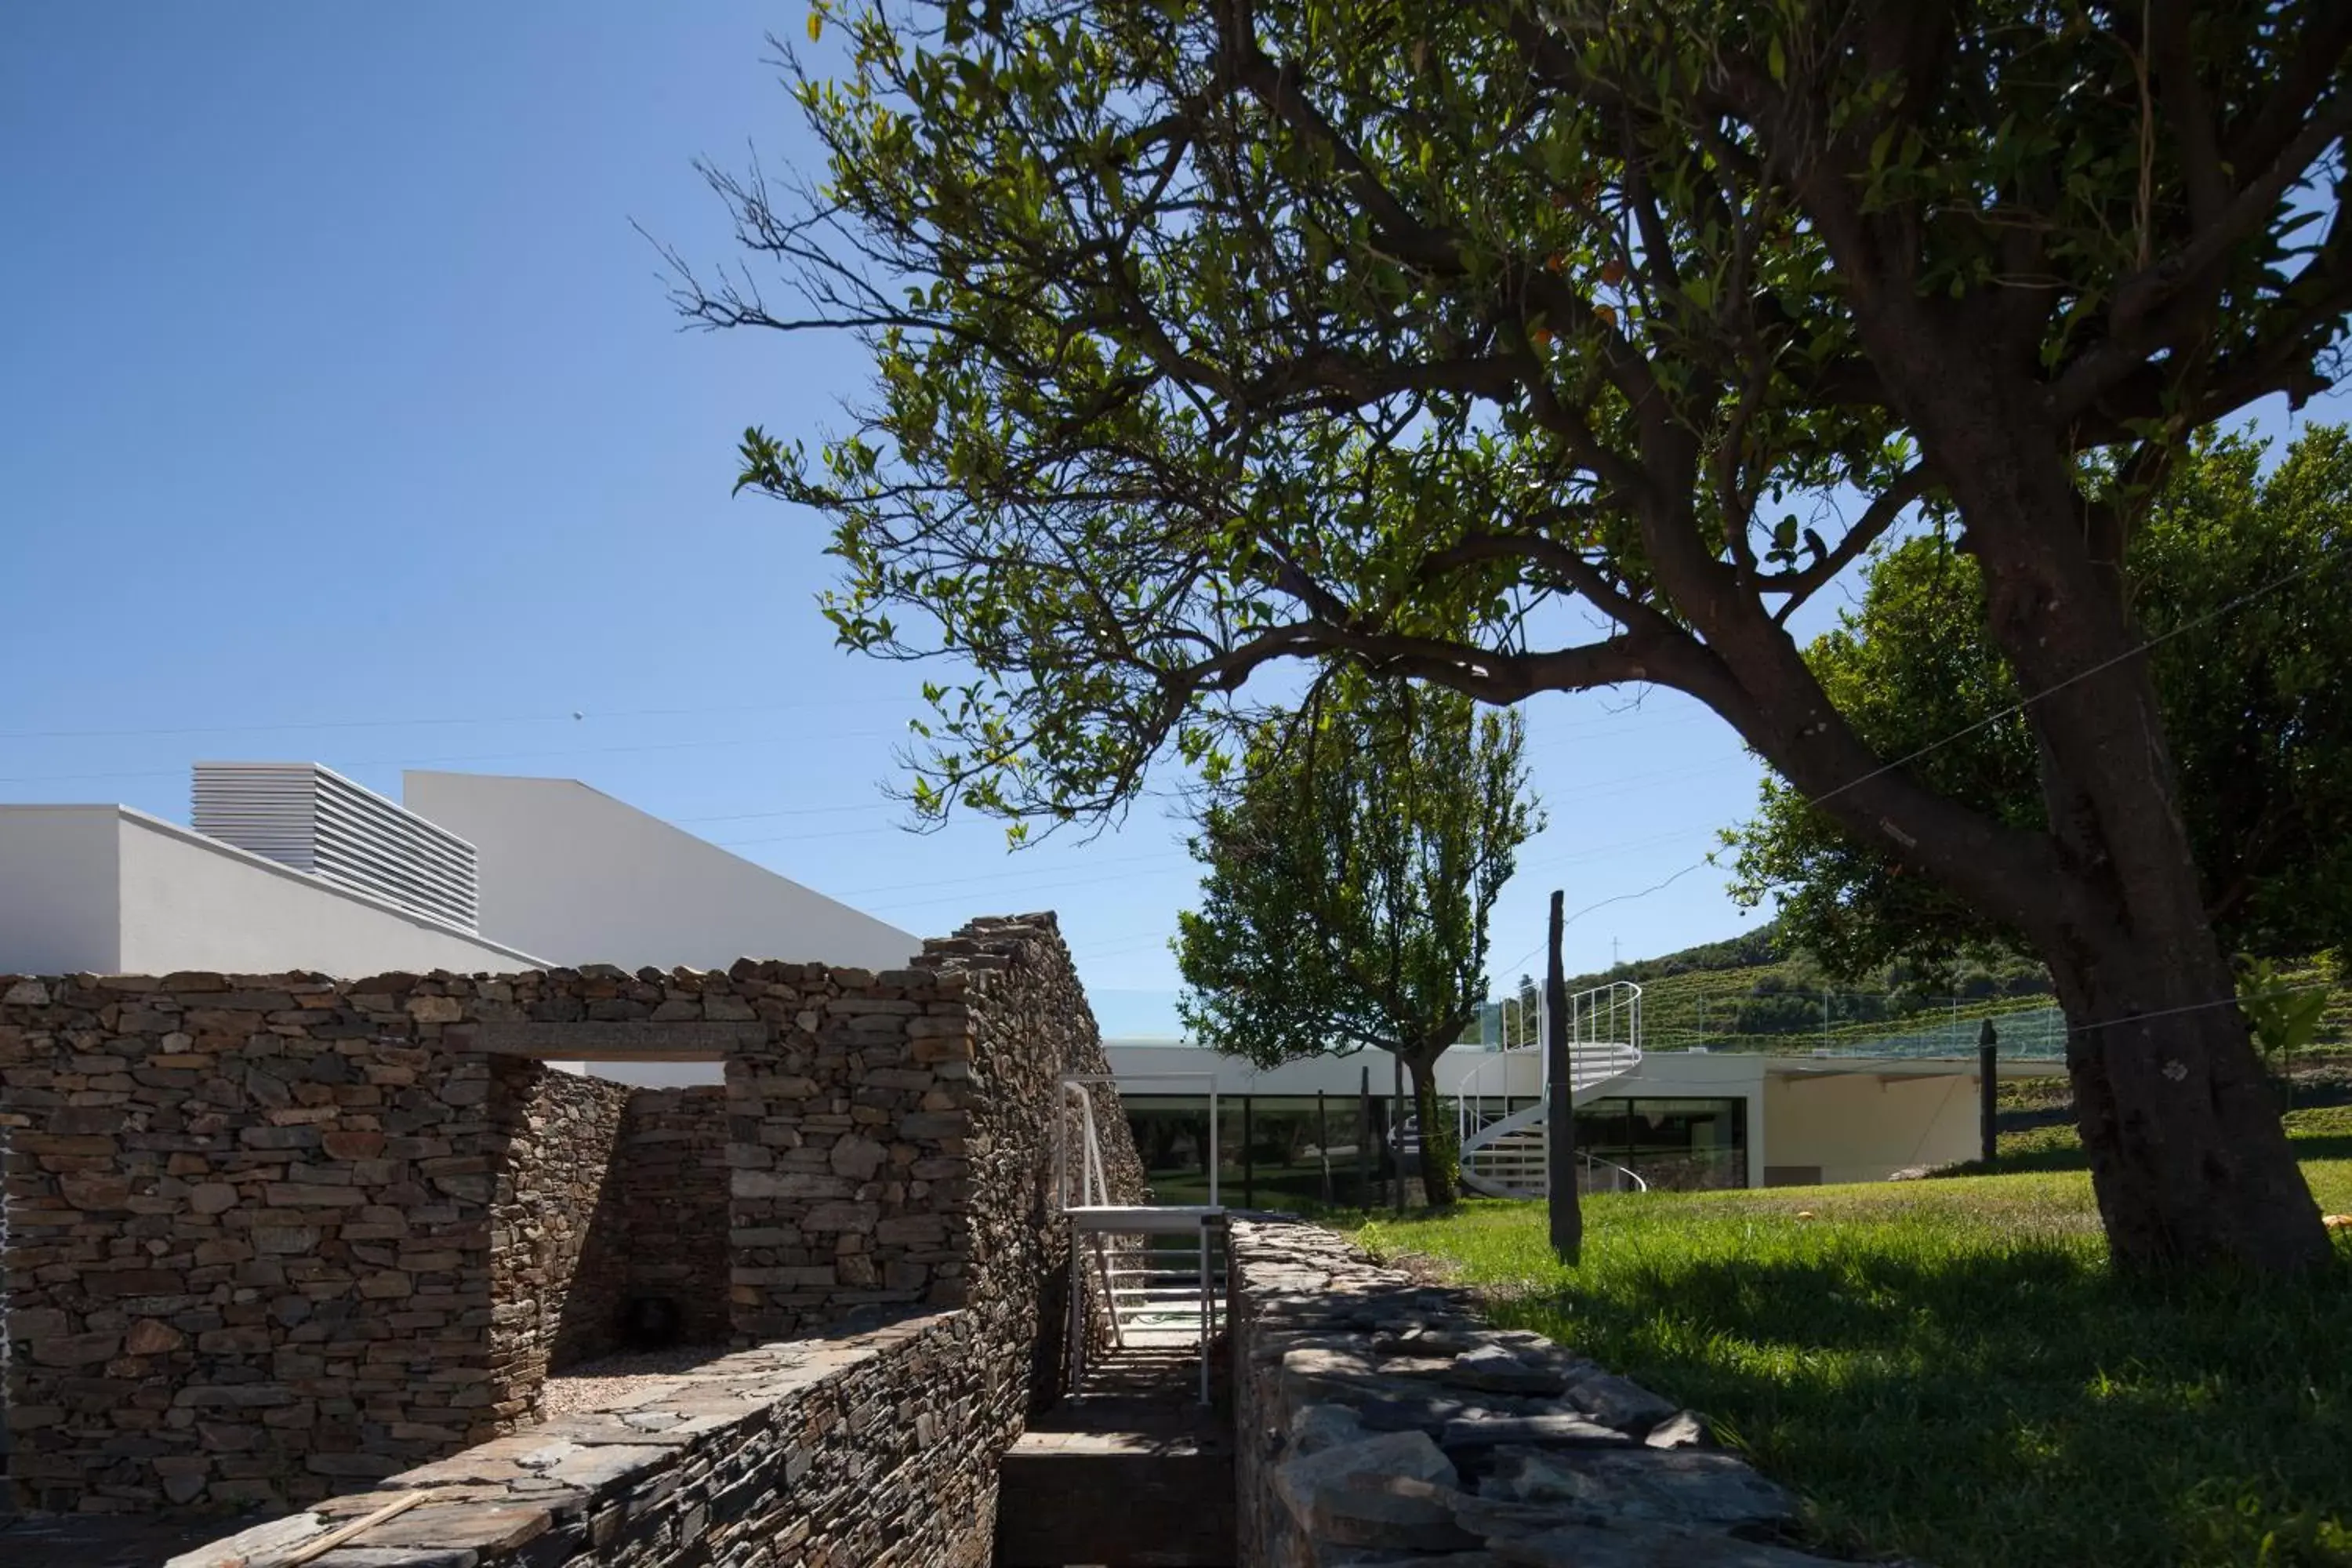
997;1342;1236;1568
995;1425;1236;1566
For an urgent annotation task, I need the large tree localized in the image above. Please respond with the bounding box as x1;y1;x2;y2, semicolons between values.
684;2;2352;1272
1729;424;2352;982
1174;674;1540;1208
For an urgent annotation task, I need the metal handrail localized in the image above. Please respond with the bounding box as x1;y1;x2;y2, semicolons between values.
1456;981;1645;1198
1056;1073;1226;1403
1580;1149;1650;1192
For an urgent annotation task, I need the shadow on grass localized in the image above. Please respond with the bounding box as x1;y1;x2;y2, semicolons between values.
2281;1132;2352;1163
1477;1240;2352;1567
1940;1123;2352;1179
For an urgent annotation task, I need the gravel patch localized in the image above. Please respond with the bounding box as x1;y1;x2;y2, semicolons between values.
543;1345;736;1417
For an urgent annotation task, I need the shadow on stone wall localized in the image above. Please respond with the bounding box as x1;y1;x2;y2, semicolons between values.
485;1060;630;1399
554;1083;731;1365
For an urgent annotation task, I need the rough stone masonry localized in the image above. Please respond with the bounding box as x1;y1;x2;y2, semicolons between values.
1;911;1142;1519
169;1312;1001;1568
1229;1217;1867;1567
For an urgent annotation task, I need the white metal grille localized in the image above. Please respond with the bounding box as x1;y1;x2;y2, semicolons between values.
192;762;480;931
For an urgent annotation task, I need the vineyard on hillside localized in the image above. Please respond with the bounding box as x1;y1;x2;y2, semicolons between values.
1489;923;2352;1059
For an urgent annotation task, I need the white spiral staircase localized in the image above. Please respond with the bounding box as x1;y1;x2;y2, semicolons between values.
1457;981;1644;1199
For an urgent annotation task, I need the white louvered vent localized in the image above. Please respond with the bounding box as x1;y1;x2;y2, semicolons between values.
193;762;480;931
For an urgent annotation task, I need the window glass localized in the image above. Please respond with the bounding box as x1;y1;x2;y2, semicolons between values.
1123;1091;1391;1208
1572;1096;1746;1190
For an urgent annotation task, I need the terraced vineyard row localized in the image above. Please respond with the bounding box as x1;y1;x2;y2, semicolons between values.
1534;924;2350;1058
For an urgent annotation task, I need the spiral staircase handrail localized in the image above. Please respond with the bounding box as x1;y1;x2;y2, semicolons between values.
1457;978;1644;1199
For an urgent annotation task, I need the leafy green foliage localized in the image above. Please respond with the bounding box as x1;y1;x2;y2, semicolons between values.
1729;426;2352;980
1174;673;1538;1204
682;0;2352;1266
2238;956;2333;1080
688;3;2352;844
1366;1158;2352;1567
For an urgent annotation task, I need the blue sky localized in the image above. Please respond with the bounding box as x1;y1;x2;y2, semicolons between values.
4;7;2340;1037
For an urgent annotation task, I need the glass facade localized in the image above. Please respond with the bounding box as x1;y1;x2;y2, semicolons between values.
1573;1096;1746;1190
1120;1089;1748;1205
1123;1092;1392;1209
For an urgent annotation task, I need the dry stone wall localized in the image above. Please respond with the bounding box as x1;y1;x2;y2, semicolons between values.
913;913;1146;1412
2;910;1140;1518
0;971;509;1513
169;1310;997;1568
487;1062;632;1406
1229;1218;1857;1567
481;1073;731;1398
603;1085;729;1351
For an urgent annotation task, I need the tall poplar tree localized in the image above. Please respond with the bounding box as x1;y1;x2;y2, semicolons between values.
1174;676;1539;1207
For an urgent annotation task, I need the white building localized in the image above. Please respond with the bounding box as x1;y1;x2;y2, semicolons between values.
0;801;541;978
401;770;913;975
1102;1031;2065;1197
0;764;921;1086
0;763;2061;1185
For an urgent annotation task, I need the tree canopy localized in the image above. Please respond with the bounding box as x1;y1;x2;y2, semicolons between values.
684;0;2352;1271
1174;673;1539;1206
1728;424;2352;981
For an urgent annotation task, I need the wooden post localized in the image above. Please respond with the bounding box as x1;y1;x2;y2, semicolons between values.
1546;890;1581;1264
1317;1090;1332;1205
1392;1051;1406;1214
1356;1064;1370;1209
1979;1018;2000;1167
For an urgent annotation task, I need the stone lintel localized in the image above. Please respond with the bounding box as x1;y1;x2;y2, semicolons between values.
452;1021;766;1061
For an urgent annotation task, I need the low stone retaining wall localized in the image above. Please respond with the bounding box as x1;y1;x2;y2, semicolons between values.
1229;1218;1855;1567
172;1310;996;1568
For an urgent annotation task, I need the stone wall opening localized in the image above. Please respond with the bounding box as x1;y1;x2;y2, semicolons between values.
3;911;1145;1530
481;1062;732;1409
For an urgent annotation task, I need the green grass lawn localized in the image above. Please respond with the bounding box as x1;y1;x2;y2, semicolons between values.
1354;1142;2352;1567
1980;1095;2352;1175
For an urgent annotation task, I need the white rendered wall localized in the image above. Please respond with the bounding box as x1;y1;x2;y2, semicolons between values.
0;807;127;973
112;810;543;976
1102;1040;1532;1099
403;771;920;972
1759;1067;1984;1185
1;806;540;978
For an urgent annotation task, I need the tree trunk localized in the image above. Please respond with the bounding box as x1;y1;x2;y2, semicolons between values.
1405;1053;1458;1209
2038;924;2321;1269
1893;354;2330;1275
1667;315;2332;1274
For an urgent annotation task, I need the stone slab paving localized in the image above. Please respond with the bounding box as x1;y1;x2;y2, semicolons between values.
1229;1217;1878;1567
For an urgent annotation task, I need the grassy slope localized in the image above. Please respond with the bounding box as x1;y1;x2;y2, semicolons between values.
1358;1139;2352;1567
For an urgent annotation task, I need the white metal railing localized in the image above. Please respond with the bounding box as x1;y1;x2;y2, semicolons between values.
1056;1073;1225;1402
1056;1079;1117;1210
1459;1138;1652;1194
1583;1151;1651;1193
1455;979;1644;1151
1455;980;1645;1198
1061;1070;1218;1209
1099;1234;1225;1334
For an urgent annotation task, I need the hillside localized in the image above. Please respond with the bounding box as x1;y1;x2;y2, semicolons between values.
1528;921;2350;1058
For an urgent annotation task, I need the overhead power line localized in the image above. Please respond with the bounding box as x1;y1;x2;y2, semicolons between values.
1493;554;2328;983
0;729;905;788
